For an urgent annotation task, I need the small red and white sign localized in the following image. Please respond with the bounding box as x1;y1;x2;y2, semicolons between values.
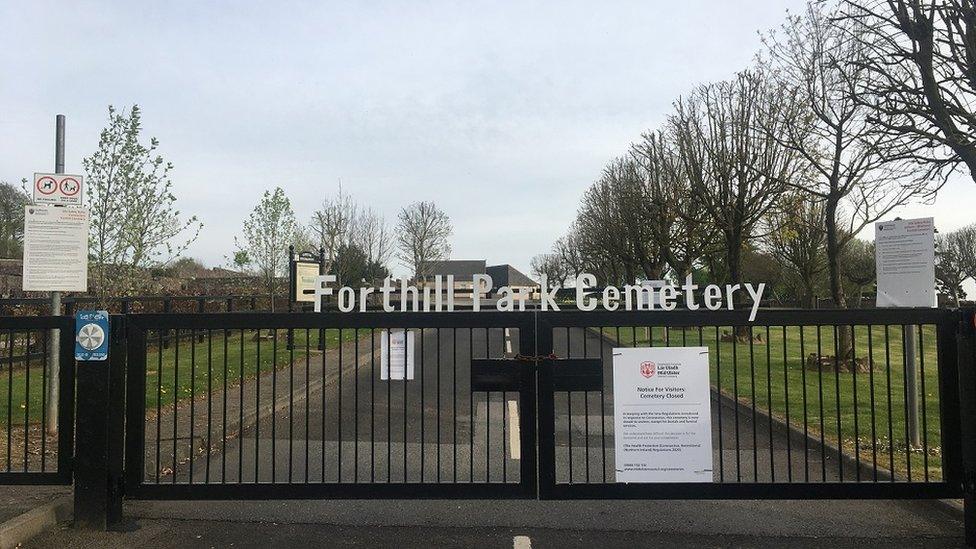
640;361;656;378
33;173;83;206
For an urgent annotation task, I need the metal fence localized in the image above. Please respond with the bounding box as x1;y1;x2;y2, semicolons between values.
0;295;278;316
0;316;74;484
113;307;969;503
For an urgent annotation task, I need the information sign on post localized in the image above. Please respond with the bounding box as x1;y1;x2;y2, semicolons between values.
612;346;713;483
22;204;90;292
875;217;936;308
380;329;415;381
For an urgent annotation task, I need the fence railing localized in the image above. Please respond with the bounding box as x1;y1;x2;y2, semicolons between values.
0;295;280;316
0;315;74;484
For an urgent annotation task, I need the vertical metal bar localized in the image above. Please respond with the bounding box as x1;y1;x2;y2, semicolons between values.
817;326;826;482
338;328;343;482
601;325;608;483
766;325;773;483
155;331;163;484
222;328;228;483
485;328;490;483
6;329;13;472
188;328;196;483
919;325;929;481
783;326;792;483
732;327;741;482
420;327;426;483
23;330;30;472
255;330;261;483
716;325;723;483
851;325;861;482
56;324;74;483
370;328;375;483
322;329;328;483
289;327;295;484
452;328;457;483
271;329;278;483
885;325;895;480
567;327;573;483
305;330;310;483
436;328;441;483
172;329;180;484
902;325;913;481
749;326;758;482
387;329;392;482
206;329;213;483
536;315;555;499
868;325;878;481
405;328;410;482
354;328;358;483
40;329;48;472
238;330;245;483
833;325;843;481
583;327;590;484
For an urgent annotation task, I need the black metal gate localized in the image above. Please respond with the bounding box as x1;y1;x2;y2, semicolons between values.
116;307;970;505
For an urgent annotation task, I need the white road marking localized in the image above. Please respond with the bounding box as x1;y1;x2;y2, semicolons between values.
513;535;531;549
504;328;512;354
508;399;520;460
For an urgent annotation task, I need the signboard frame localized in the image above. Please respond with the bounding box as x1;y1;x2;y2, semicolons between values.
32;172;84;206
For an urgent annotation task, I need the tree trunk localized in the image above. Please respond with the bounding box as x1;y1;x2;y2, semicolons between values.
824;195;854;359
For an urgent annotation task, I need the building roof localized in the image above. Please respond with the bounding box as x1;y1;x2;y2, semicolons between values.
424;260;487;279
486;264;538;288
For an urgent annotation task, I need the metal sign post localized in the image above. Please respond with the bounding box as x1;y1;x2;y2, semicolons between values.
48;114;65;434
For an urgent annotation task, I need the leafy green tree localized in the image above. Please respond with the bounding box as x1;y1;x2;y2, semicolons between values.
235;187;295;311
0;182;27;258
84;105;202;301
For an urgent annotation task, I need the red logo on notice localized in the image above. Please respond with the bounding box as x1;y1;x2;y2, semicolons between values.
640;361;655;378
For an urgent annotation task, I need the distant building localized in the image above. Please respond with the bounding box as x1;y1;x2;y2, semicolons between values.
485;264;538;294
419;260;487;290
416;260;538;295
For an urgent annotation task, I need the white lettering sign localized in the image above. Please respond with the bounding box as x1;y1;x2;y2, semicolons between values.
613;346;713;483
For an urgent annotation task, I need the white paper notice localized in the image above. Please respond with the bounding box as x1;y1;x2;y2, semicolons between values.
613;346;713;483
875;217;936;308
22;205;89;292
380;329;415;380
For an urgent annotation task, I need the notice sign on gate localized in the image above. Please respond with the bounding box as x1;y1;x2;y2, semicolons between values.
75;310;109;361
33;172;83;206
380;329;415;380
612;346;713;483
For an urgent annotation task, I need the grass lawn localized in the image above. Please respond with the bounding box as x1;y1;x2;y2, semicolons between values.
0;328;362;427
602;324;943;481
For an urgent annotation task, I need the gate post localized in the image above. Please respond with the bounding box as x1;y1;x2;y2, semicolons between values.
73;315;125;530
957;308;976;546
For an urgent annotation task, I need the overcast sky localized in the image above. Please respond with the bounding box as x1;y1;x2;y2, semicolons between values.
2;1;973;279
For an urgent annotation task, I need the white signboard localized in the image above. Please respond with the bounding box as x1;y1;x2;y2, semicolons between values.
380;329;415;380
22;205;89;292
613;346;712;483
875;217;936;308
294;262;319;302
32;173;83;206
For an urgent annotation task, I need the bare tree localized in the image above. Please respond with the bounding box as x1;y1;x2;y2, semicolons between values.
842;0;976;183
530;253;569;286
353;207;393;275
554;227;587;281
762;3;934;322
630;130;718;280
311;187;357;272
671;70;801;298
936;230;969;306
396;201;452;279
956;223;976;281
0;182;27;259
